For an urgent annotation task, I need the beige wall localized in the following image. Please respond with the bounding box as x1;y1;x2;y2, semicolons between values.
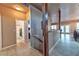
0;5;26;20
0;15;2;49
0;5;28;48
2;15;16;47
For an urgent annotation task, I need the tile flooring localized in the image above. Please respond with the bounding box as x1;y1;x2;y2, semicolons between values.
0;42;42;56
49;34;79;56
1;34;79;56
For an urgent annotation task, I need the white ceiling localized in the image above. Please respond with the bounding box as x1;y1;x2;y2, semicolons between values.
48;3;79;23
48;4;59;23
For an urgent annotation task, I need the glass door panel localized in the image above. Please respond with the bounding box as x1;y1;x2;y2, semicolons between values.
76;23;79;29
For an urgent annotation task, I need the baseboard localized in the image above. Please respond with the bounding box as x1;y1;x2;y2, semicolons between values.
0;44;16;51
49;39;60;54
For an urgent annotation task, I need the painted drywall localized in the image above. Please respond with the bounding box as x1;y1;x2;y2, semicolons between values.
60;3;79;21
48;4;59;23
0;5;26;20
48;3;79;23
2;15;16;48
0;5;27;48
0;15;2;49
60;3;76;21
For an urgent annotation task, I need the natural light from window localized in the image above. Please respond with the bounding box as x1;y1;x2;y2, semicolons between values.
51;25;56;30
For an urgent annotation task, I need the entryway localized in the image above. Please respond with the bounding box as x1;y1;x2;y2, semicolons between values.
16;20;25;44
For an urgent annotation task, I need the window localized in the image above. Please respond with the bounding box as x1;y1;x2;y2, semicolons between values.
77;23;79;30
61;25;70;41
51;25;56;30
61;26;64;33
65;25;70;33
61;25;70;33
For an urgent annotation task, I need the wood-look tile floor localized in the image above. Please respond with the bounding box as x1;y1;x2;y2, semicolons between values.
0;42;42;56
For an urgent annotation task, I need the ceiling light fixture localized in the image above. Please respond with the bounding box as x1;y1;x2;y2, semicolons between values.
15;6;21;11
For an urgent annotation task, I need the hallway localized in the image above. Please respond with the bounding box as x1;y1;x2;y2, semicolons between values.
50;34;79;56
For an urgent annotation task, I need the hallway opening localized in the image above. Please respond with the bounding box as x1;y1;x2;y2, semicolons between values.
16;20;25;44
48;3;79;56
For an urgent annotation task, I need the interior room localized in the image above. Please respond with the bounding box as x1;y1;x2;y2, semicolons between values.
48;3;79;56
1;3;79;56
0;3;42;56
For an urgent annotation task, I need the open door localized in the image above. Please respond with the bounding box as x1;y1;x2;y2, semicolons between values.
30;5;43;53
30;4;49;56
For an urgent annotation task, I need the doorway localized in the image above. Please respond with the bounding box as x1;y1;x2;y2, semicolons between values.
16;20;25;44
